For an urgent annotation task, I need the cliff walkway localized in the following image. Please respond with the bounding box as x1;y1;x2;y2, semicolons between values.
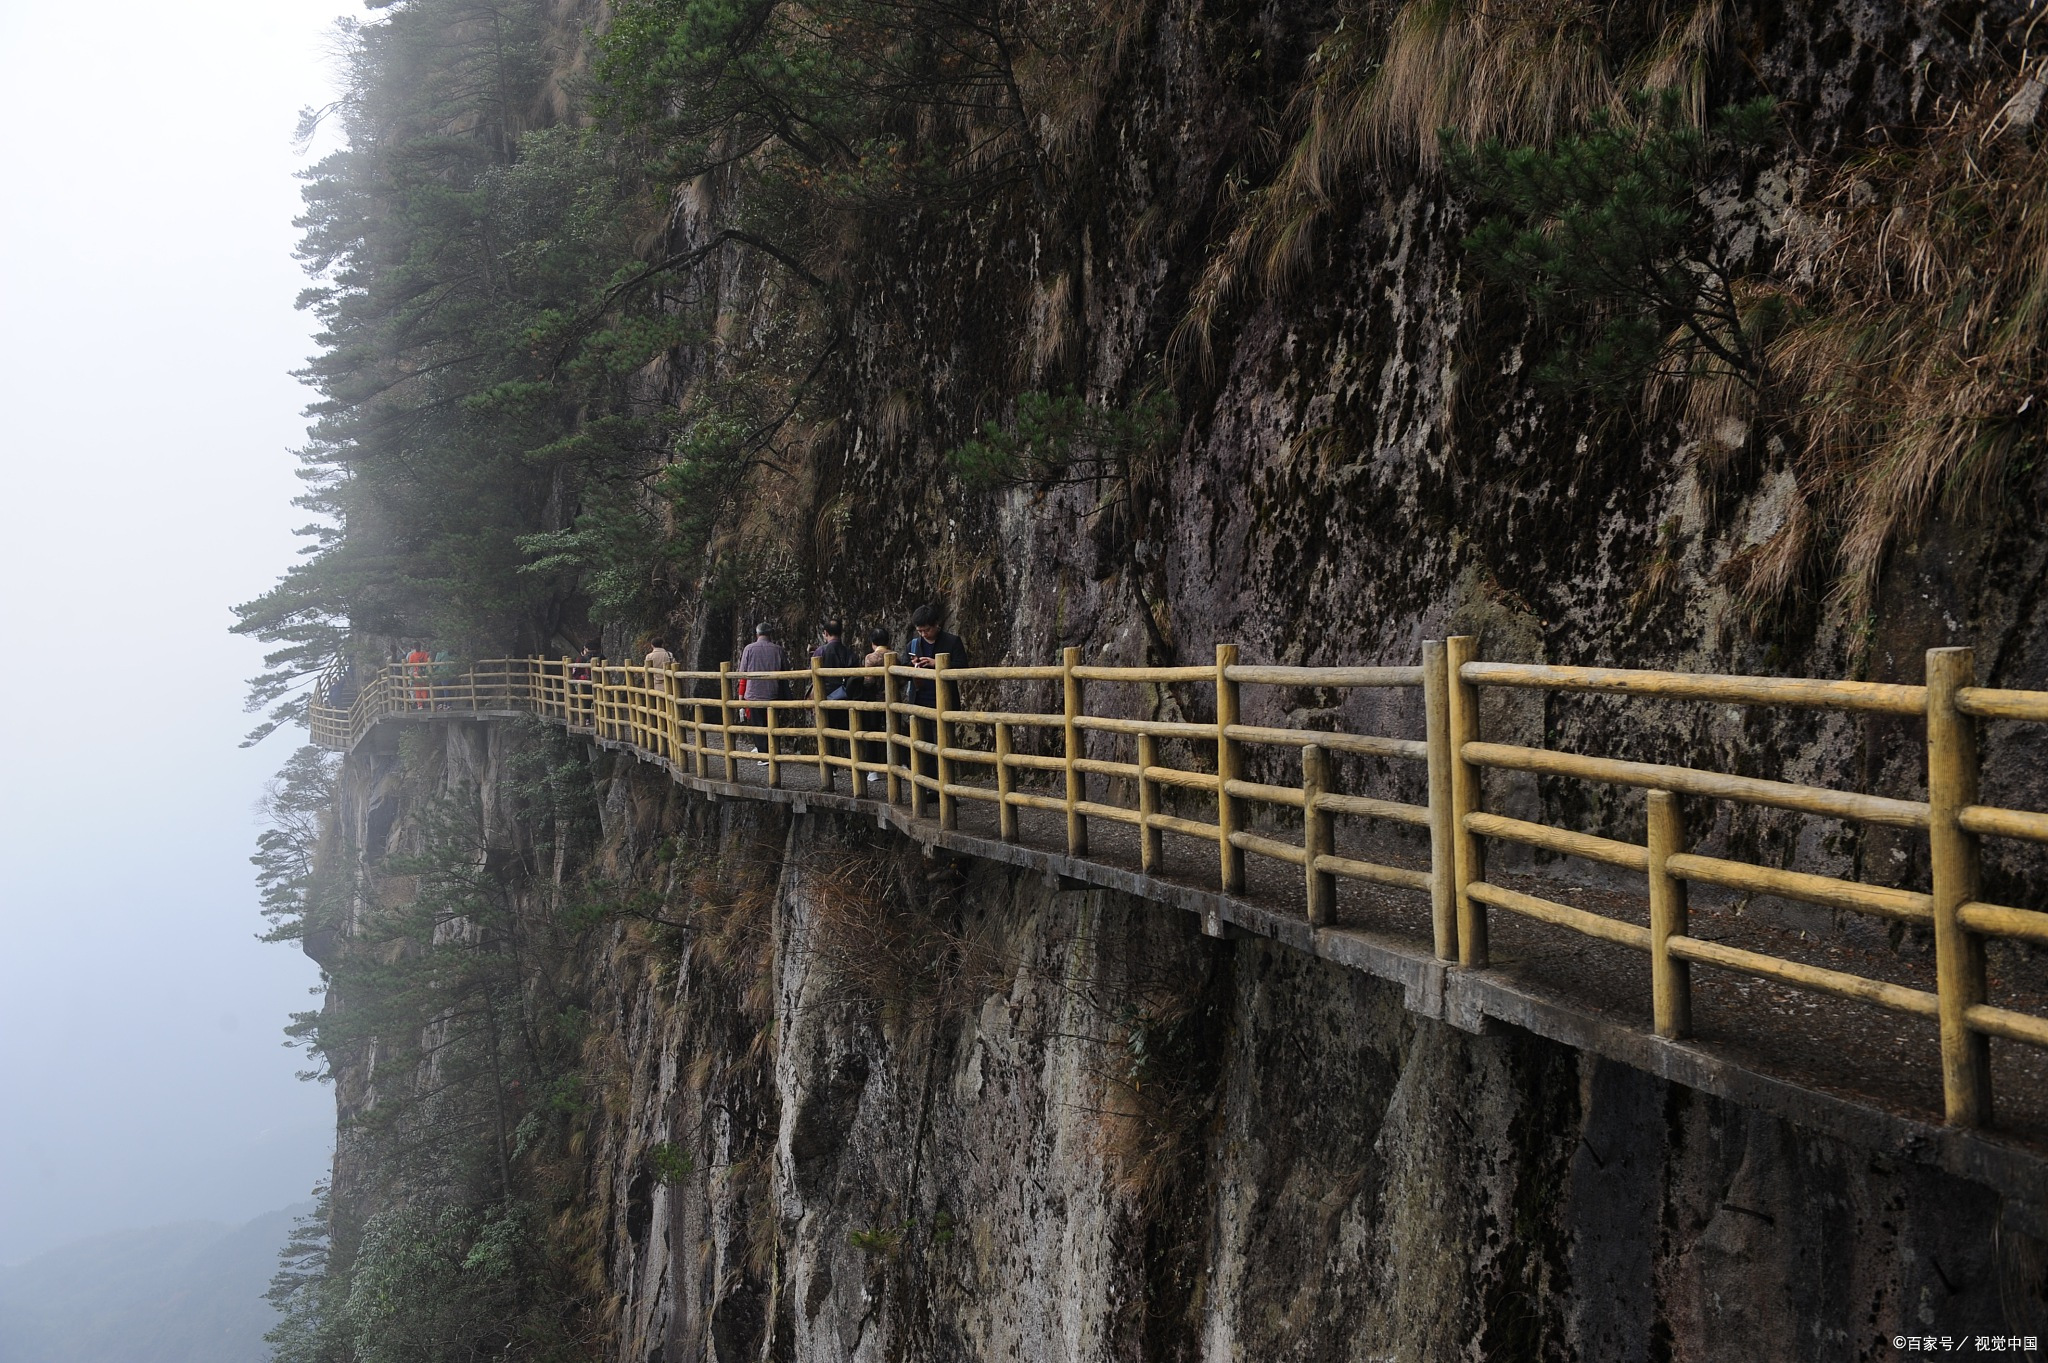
312;641;2048;1201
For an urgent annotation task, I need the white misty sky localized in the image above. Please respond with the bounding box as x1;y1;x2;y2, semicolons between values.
0;0;351;1263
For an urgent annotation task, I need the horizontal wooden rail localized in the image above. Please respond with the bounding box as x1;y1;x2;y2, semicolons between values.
307;635;2048;1134
1146;764;1220;792
1072;663;1216;682
941;664;1066;681
1225;664;1424;687
1461;662;1928;715
1957;687;2048;722
1317;854;1432;892
1148;811;1226;841
1665;852;1932;923
1470;881;1651;950
1957;901;2048;946
1965;1003;2048;1048
1464;811;1649;871
1076;715;1214;740
1462;742;1931;829
1230;829;1307;865
1227;725;1427;761
1959;805;2048;844
1667;936;1941;1018
1225;778;1306;809
1319;792;1430;827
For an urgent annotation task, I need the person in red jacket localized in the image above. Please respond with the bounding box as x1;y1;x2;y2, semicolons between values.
405;644;432;710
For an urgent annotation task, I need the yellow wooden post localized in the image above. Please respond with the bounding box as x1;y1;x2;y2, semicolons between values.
558;657;570;722
934;654;957;830
1445;634;1488;967
1137;731;1162;874
1928;646;1991;1127
1063;646;1087;855
1303;742;1335;925
995;721;1019;842
907;661;931;821
1422;639;1459;961
651;668;664;756
631;666;643;748
718;662;737;781
811;657;832;792
1647;789;1691;1038
765;694;782;788
882;651;903;806
663;665;681;766
691;680;708;778
1216;643;1245;894
630;665;644;752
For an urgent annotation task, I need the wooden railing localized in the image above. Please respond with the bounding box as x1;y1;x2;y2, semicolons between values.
310;642;2048;1131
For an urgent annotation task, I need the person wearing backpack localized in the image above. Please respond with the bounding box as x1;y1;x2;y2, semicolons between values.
811;621;861;766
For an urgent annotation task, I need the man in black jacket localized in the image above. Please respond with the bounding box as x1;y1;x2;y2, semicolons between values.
811;621;861;764
904;604;967;805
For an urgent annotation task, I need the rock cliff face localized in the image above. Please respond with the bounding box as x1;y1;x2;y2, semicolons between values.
310;1;2048;1357
329;721;2048;1360
673;0;2048;908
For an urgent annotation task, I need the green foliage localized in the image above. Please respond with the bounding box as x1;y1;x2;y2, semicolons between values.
260;725;607;1362
265;1193;343;1363
647;1141;695;1185
595;0;1053;207
233;1;688;738
1444;91;1780;396
848;1220;911;1255
253;746;339;949
948;389;1180;500
335;1202;557;1363
238;0;1125;743
514;413;763;629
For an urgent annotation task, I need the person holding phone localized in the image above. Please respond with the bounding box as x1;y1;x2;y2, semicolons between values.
904;605;967;797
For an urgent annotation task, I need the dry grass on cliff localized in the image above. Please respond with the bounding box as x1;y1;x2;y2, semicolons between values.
1172;0;1723;373
797;843;1004;1028
1749;69;2048;621
1089;991;1216;1213
676;837;782;1025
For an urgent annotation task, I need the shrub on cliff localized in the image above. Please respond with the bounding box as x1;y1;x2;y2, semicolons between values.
1443;89;1780;398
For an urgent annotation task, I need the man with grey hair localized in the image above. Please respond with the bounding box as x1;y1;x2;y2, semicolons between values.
736;621;787;755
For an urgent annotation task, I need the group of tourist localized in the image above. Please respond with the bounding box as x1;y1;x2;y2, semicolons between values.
401;643;458;709
567;606;969;788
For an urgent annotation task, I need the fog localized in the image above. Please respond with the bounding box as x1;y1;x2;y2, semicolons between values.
0;0;348;1264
